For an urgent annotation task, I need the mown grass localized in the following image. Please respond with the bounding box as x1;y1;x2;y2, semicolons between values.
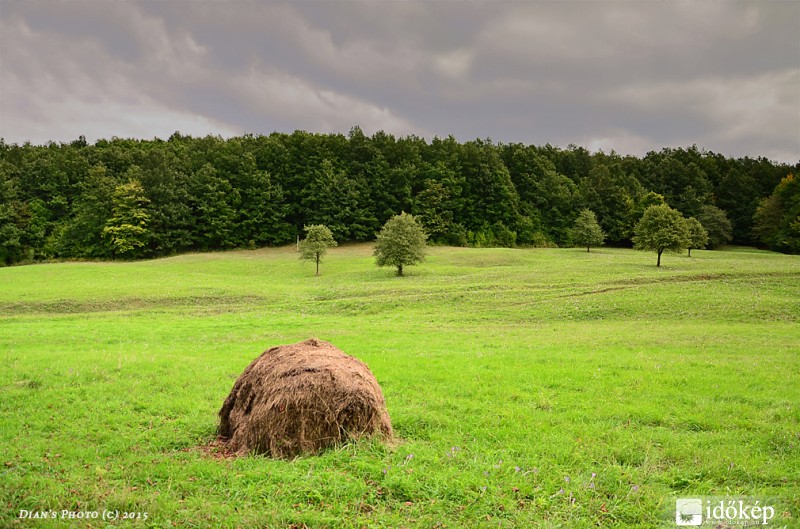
1;245;799;528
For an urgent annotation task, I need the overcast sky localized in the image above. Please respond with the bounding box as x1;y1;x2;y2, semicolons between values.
1;1;798;162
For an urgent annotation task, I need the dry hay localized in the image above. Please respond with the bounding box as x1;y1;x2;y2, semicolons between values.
218;338;392;458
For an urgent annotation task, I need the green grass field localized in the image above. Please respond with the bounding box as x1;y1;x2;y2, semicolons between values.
2;245;799;528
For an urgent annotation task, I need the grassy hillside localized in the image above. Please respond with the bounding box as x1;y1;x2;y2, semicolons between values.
1;245;798;528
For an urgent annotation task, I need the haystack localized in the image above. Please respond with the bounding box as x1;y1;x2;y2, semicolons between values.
218;338;392;458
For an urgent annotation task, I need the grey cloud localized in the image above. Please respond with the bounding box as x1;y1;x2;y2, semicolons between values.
1;0;797;162
4;1;146;63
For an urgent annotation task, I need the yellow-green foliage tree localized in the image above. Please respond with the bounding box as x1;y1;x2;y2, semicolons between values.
102;180;150;258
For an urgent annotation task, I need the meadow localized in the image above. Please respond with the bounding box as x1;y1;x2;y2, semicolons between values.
1;245;798;528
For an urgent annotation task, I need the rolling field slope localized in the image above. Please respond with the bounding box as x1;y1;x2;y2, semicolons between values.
1;245;798;528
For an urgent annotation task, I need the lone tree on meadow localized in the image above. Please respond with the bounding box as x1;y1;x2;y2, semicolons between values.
685;217;709;257
299;224;337;276
633;204;690;267
571;209;605;252
374;212;427;276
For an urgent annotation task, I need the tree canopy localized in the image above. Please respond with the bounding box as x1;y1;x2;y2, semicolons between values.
298;224;337;276
685;217;709;257
696;205;733;249
102;180;150;258
374;212;427;276
753;174;800;253
571;209;605;252
0;132;796;266
633;205;690;266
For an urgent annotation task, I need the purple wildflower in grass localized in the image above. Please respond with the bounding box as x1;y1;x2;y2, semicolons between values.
631;485;639;492
533;467;539;474
564;476;570;483
481;486;487;492
591;472;596;479
588;481;595;489
514;466;521;473
557;488;564;495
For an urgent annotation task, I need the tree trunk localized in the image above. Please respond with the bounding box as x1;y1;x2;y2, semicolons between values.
688;248;692;257
657;249;663;267
587;246;590;252
397;264;403;276
315;255;320;276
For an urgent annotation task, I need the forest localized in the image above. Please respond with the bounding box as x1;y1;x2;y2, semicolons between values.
1;126;798;265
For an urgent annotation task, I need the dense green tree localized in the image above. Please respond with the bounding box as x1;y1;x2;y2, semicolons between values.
377;133;425;219
753;174;800;253
189;164;238;250
696;205;733;248
578;163;641;244
298;224;337;276
0;164;25;264
752;194;784;249
716;168;759;243
630;192;666;228
23;199;54;258
374;212;427;276
685;217;709;257
633;205;690;266
0;131;796;265
642;153;712;217
413;159;466;245
354;129;416;226
741;155;788;197
235;166;293;247
529;168;577;245
136;148;194;256
412;179;454;242
553;144;592;182
502;145;576;244
58;164;116;257
571;209;605;252
303;159;376;240
102;179;151;258
458;139;519;231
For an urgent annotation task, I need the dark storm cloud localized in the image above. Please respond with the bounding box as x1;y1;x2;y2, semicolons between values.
1;0;797;162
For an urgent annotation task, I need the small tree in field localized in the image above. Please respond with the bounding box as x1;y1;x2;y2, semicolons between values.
299;224;337;276
633;204;690;267
685;217;708;257
571;209;605;252
374;212;427;276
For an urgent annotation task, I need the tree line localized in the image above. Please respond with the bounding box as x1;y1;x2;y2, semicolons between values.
1;127;798;265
